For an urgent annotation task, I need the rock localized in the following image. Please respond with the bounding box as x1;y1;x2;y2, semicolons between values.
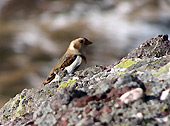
131;112;143;120
160;88;170;101
0;34;170;125
33;101;56;126
125;34;170;59
119;88;144;104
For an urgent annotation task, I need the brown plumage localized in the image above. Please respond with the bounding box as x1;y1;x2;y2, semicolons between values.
41;38;92;87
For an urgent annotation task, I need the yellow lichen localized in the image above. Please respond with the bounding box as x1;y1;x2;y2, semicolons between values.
150;105;155;110
161;105;169;111
115;59;138;75
153;62;170;76
118;71;125;75
76;123;83;126
116;59;138;69
57;79;76;92
13;101;25;118
145;89;152;95
147;65;151;68
11;94;22;109
11;94;26;118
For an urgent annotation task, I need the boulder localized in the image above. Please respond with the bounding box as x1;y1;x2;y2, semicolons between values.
0;34;170;125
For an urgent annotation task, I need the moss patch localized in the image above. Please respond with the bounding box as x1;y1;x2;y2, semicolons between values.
116;59;138;69
57;79;76;91
153;62;170;76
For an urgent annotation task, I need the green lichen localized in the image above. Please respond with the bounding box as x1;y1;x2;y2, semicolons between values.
118;71;125;75
122;124;129;126
57;79;76;91
147;65;151;68
116;59;138;69
153;62;170;76
13;102;25;118
150;105;155;110
11;94;26;118
76;123;82;126
161;105;169;111
115;59;138;75
145;89;152;95
11;94;22;109
142;120;151;126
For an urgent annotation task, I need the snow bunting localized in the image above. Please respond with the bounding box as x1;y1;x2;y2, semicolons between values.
41;37;92;87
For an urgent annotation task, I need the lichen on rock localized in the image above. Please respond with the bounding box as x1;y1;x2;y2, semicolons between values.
0;34;170;125
57;79;77;92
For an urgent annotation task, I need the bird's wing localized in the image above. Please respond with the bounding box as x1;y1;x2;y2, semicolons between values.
64;54;82;73
59;54;79;70
41;54;82;86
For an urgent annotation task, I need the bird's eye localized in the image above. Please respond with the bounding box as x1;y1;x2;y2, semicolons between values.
80;40;84;43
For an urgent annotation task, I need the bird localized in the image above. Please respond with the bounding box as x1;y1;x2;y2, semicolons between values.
41;37;92;87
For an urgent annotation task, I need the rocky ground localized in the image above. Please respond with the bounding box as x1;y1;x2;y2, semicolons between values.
0;34;170;125
1;0;170;108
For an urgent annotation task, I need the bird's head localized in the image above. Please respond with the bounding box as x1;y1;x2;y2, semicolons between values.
68;37;92;54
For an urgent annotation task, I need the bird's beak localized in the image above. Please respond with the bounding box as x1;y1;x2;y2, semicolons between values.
86;40;92;45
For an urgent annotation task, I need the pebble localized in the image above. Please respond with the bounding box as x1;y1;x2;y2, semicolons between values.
119;88;144;104
160;88;170;101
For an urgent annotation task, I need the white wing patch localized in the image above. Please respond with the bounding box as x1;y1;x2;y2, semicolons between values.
49;74;60;84
65;55;82;73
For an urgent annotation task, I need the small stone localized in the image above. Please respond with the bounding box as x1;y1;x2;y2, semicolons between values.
160;88;170;101
131;112;143;120
119;88;144;104
155;116;168;123
72;76;79;80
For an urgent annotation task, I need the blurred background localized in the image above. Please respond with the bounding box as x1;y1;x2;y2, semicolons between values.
0;0;170;108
